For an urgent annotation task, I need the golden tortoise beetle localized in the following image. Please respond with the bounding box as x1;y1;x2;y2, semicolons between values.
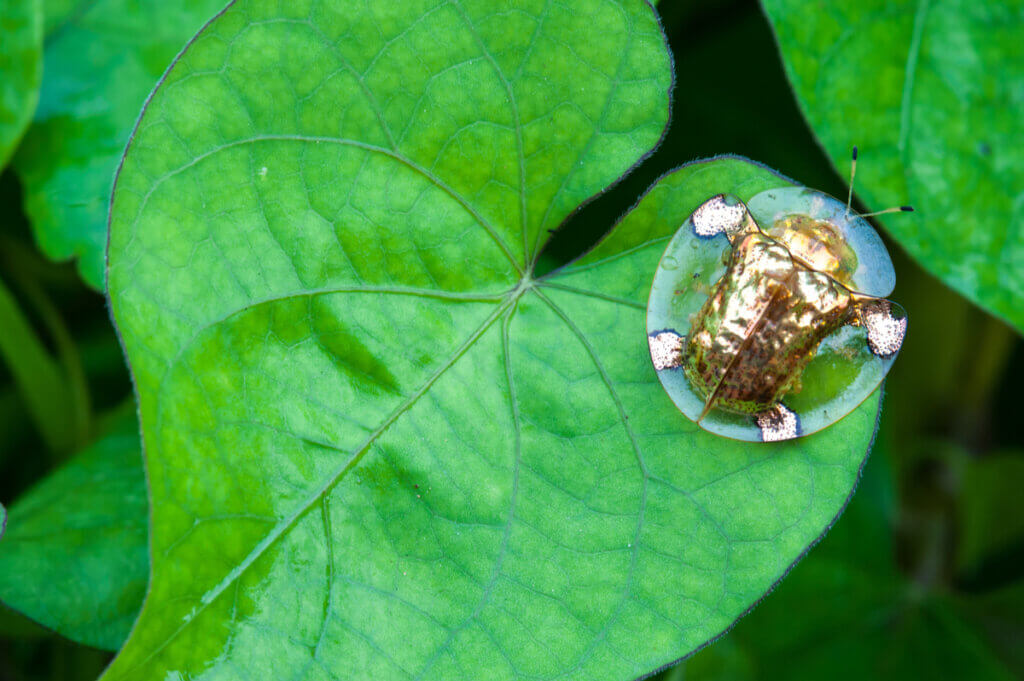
647;152;909;442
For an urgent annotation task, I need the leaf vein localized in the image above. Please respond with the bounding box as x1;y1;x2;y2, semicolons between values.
127;134;522;274
447;0;529;268
898;0;931;160
534;289;648;674
412;302;524;680
113;298;512;678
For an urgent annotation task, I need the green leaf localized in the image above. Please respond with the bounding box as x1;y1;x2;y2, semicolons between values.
106;2;881;678
760;0;1024;333
0;407;147;651
956;451;1024;575
676;446;1021;681
0;273;81;454
0;0;42;167
959;580;1024;675
11;0;227;289
0;605;52;639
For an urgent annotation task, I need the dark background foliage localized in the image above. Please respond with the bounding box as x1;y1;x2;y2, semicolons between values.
1;0;1021;679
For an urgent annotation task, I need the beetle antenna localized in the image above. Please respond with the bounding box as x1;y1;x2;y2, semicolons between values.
860;206;914;218
845;146;857;218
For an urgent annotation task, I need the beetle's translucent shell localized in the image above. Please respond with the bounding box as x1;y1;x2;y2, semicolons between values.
646;188;906;442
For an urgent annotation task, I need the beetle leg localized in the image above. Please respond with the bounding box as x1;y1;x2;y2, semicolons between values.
691;194;757;242
755;403;801;442
648;330;684;370
854;298;907;358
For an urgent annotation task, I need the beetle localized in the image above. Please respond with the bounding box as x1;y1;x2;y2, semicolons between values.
646;150;908;442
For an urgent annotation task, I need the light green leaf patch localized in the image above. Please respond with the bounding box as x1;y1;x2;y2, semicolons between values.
0;407;147;651
106;2;881;679
0;0;42;167
761;0;1024;333
12;0;227;288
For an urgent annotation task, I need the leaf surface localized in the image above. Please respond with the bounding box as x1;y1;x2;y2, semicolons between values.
0;0;41;167
106;2;882;679
0;408;147;651
761;0;1024;332
679;447;1021;681
12;0;226;288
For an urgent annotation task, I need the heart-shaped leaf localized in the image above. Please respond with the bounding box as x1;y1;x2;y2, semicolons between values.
107;3;882;679
761;0;1024;333
0;408;147;651
0;0;41;167
12;0;226;288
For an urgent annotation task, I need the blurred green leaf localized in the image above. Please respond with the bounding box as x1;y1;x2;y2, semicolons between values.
735;597;1017;681
0;275;79;454
11;0;227;288
0;407;146;652
665;447;1021;681
103;0;884;676
0;0;41;168
956;451;1024;576
761;0;1024;333
0;604;50;639
958;580;1024;674
0;629;112;681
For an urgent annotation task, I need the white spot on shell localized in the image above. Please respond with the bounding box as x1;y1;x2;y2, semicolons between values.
648;331;684;371
692;195;747;238
756;403;800;442
259;166;268;178
861;299;906;357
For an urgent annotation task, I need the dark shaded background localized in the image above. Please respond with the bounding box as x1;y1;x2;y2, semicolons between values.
1;0;1021;678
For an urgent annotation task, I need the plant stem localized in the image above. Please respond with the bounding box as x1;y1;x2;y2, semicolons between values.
0;274;77;455
8;270;92;448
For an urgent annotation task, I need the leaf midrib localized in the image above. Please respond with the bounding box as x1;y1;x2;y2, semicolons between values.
527;0;635;264
119;292;518;678
410;301;525;680
408;287;654;679
446;0;530;271
153;285;507;396
534;289;649;677
130;267;671;677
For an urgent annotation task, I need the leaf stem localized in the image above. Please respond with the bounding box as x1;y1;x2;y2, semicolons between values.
9;269;91;449
0;274;79;454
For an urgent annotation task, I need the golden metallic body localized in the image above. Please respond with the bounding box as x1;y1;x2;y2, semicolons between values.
765;215;858;288
683;206;872;418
